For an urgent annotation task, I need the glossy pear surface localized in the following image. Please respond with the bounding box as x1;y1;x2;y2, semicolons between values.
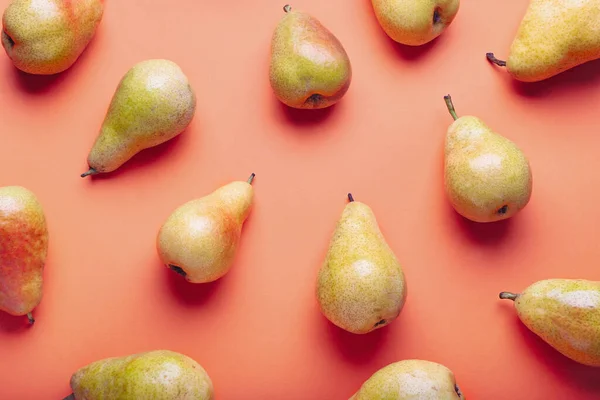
443;96;532;223
488;0;600;82
269;5;352;109
0;186;48;323
68;350;214;399
501;279;600;367
350;359;465;400
157;176;255;283
82;59;196;177
2;0;104;75
316;196;407;334
371;0;460;46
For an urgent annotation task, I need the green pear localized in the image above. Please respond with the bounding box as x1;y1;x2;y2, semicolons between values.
269;4;352;109
442;95;532;223
2;0;104;75
350;359;465;399
487;0;600;82
157;174;255;283
500;279;600;367
64;350;214;400
316;194;407;334
81;59;196;178
371;0;460;46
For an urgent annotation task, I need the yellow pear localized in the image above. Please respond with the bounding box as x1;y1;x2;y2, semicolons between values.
500;279;600;367
81;59;197;178
442;95;532;223
316;194;407;334
486;0;600;82
269;4;352;109
350;359;465;399
0;186;48;325
371;0;460;46
1;0;104;75
157;174;255;283
65;350;214;399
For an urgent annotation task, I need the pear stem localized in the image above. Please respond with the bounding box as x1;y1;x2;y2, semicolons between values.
80;168;98;178
247;173;256;184
486;53;507;67
499;292;519;301
348;193;354;202
444;95;458;121
62;394;75;400
27;312;35;325
283;4;291;12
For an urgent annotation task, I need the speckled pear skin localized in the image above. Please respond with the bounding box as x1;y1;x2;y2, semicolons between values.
489;0;600;82
0;186;48;323
350;359;465;400
269;5;352;109
1;0;104;75
69;350;215;400
82;59;196;177
157;176;255;284
316;195;407;335
443;96;532;223
371;0;460;46
500;279;600;367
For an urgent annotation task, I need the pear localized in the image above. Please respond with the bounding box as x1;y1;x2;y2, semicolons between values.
500;279;600;367
64;349;214;399
269;4;352;109
1;0;104;75
316;194;407;334
486;0;600;82
157;174;255;283
81;59;197;178
442;95;532;223
350;359;465;399
0;186;48;325
371;0;460;46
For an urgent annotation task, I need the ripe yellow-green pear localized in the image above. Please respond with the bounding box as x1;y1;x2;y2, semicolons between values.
157;174;255;283
269;4;352;109
81;59;196;178
316;194;407;334
487;0;600;82
500;279;600;367
443;95;532;223
64;350;214;400
2;0;104;75
350;359;465;400
0;186;48;325
371;0;460;46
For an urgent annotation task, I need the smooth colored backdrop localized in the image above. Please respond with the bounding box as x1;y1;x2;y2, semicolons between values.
1;0;600;398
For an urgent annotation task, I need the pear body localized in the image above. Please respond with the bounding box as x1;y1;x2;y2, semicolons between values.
0;186;48;320
350;359;465;400
157;178;255;283
2;0;104;75
69;350;214;399
502;279;600;367
371;0;460;46
316;198;407;334
444;115;532;223
503;0;600;82
269;5;352;109
83;59;196;177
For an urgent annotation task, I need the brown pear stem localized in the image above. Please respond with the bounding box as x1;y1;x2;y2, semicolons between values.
444;95;458;121
499;292;519;301
247;173;256;184
283;4;292;12
80;168;98;178
62;394;75;400
27;312;35;325
348;193;354;202
486;53;507;67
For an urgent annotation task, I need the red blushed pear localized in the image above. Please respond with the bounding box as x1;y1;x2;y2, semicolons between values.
269;4;352;109
157;174;256;284
0;186;49;325
1;0;104;75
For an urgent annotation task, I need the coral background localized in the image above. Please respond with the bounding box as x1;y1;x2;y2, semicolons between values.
1;0;600;398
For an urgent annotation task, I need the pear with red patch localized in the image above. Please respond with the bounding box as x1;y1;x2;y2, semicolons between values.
1;0;104;75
